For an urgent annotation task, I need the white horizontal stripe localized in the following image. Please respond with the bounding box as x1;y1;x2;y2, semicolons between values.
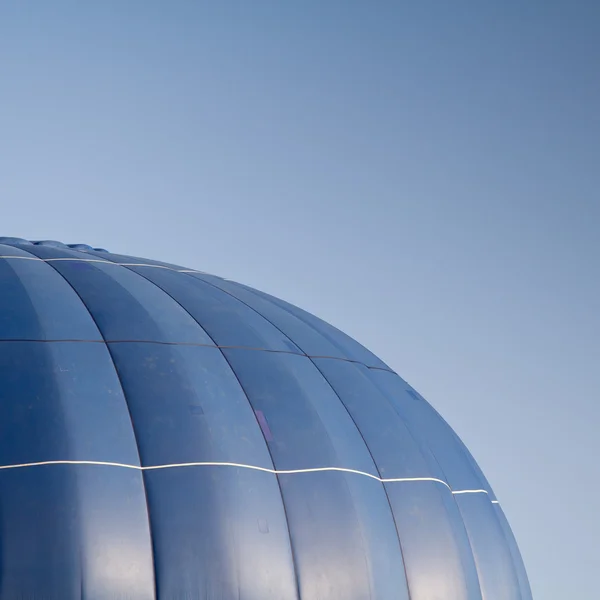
0;255;206;274
0;459;497;501
0;252;504;505
0;254;497;501
0;459;449;485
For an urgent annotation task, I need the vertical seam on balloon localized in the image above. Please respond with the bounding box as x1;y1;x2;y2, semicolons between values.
379;386;485;597
176;270;413;599
308;360;414;600
182;272;388;371
446;421;522;595
0;252;50;340
446;425;499;504
491;504;531;600
38;254;159;600
404;390;520;597
107;261;303;600
231;280;390;371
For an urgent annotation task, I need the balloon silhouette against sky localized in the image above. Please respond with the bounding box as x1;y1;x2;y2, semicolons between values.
0;238;530;599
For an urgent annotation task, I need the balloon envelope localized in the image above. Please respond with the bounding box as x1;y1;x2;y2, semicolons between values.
0;237;531;600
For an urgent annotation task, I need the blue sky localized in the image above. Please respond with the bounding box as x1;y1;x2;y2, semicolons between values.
1;2;599;597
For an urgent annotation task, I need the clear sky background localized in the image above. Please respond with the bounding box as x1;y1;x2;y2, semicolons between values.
1;2;599;597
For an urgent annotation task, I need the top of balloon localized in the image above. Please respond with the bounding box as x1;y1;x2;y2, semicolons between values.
0;237;108;252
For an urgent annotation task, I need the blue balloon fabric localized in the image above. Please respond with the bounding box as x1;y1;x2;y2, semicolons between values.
0;237;531;600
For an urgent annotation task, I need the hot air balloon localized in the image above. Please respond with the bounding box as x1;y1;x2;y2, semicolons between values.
0;237;530;600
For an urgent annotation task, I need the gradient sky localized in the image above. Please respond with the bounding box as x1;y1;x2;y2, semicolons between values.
1;2;599;597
